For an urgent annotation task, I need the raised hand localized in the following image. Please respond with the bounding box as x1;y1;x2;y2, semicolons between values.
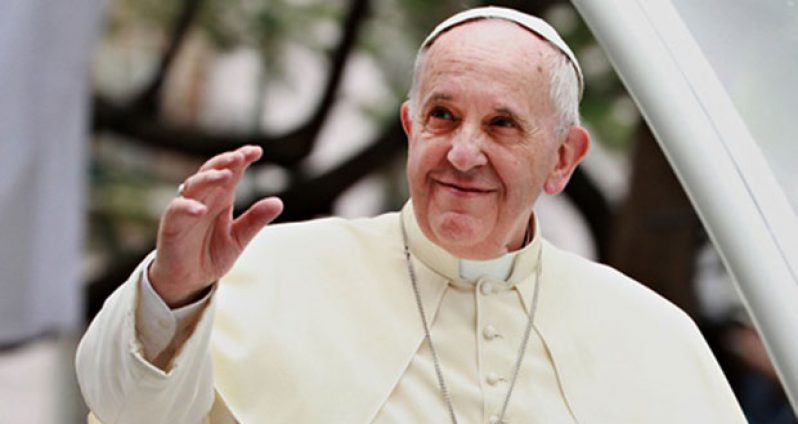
149;145;283;308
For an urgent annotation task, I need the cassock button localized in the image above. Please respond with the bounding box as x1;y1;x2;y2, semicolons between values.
486;372;503;386
480;282;494;296
483;325;499;340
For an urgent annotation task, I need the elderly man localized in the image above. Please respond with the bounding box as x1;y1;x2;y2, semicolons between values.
77;6;746;423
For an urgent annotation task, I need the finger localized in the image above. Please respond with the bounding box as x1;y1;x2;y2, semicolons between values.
224;145;262;182
197;147;262;205
210;145;262;200
180;169;233;200
231;197;283;249
239;145;263;163
199;145;262;173
197;151;244;174
228;145;263;183
159;197;208;239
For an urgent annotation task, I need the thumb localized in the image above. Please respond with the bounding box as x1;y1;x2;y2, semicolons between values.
231;197;284;249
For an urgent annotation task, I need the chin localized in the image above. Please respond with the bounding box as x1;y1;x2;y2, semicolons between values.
431;211;488;248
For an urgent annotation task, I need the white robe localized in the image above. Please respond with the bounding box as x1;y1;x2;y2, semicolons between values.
77;203;746;423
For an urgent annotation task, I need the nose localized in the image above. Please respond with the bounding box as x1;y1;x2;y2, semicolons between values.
446;129;488;172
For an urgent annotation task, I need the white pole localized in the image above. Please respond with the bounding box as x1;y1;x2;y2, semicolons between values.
571;0;798;412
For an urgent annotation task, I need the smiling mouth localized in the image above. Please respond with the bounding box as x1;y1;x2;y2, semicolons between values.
436;180;495;195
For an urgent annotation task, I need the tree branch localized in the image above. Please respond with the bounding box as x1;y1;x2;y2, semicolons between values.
299;0;371;150
93;95;313;164
133;0;206;114
86;117;405;320
93;0;372;165
268;117;405;221
563;167;613;261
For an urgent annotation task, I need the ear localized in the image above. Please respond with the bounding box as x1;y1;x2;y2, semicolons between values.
400;101;413;139
543;126;590;195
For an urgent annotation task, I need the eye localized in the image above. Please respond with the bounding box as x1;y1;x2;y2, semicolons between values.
429;106;455;121
490;116;517;129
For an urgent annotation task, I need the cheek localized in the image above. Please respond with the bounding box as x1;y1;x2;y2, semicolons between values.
493;153;529;185
406;144;426;177
406;140;434;192
492;150;545;200
408;138;445;174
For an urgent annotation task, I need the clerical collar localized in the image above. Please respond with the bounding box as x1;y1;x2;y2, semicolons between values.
459;253;518;283
401;201;542;288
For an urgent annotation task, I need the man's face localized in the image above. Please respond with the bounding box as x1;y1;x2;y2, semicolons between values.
403;20;585;259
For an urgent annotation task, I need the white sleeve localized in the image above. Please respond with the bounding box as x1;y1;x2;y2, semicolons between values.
75;252;217;424
137;254;212;360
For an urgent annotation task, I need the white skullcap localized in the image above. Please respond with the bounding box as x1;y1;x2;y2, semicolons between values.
421;6;584;99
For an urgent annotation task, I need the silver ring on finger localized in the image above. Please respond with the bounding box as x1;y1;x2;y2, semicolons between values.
177;182;187;197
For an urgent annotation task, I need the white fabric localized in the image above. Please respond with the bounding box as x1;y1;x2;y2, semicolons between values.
77;204;746;423
0;0;102;342
136;252;517;361
459;254;516;282
77;256;217;424
137;252;212;360
375;219;574;423
133;215;564;423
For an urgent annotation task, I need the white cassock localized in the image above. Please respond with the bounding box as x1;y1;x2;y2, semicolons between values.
77;202;746;423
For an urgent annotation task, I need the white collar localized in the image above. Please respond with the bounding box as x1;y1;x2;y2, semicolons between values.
459;252;518;282
401;201;541;288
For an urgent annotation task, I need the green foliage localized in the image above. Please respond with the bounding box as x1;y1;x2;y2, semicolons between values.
198;0;342;52
101;0;637;152
90;0;640;283
545;3;638;151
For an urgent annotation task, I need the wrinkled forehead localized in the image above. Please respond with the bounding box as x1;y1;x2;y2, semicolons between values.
424;16;541;50
424;19;560;69
416;21;561;130
420;19;559;93
420;7;583;99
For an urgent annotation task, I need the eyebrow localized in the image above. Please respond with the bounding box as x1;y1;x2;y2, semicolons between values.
494;106;518;116
422;92;454;107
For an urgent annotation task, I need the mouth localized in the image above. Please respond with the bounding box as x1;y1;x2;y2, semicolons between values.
435;179;496;196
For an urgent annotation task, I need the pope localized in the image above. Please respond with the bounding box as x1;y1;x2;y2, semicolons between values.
77;6;746;423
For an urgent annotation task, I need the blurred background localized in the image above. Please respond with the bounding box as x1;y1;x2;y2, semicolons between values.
0;0;793;422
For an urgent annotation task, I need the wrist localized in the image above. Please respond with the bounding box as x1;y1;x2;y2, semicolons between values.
148;261;212;309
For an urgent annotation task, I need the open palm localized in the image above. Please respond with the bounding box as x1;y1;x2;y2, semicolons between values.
149;145;283;308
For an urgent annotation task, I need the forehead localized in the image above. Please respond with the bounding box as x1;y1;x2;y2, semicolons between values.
426;18;554;57
418;19;558;109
